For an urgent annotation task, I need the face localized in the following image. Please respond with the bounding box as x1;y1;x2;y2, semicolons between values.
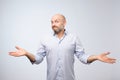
51;14;66;34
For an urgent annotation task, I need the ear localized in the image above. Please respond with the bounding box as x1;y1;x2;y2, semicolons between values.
63;20;66;27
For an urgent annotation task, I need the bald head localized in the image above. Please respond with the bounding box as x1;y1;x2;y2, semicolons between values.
51;14;66;22
51;14;66;34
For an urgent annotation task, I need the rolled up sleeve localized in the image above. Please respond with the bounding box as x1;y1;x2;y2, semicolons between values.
32;43;46;64
74;36;90;64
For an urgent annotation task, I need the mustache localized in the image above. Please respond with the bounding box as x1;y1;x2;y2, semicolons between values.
52;26;58;28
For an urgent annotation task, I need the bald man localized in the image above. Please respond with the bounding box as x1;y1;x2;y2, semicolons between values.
9;14;116;80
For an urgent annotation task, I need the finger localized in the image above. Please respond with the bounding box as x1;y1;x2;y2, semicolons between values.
108;59;116;64
9;52;21;57
15;46;22;50
9;52;16;55
108;58;116;61
107;58;116;63
103;52;110;56
110;58;116;60
9;52;17;56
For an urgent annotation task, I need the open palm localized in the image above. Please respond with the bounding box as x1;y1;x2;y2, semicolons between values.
9;46;27;57
97;52;116;64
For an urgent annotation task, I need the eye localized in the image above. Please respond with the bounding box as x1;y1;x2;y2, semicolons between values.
55;20;59;23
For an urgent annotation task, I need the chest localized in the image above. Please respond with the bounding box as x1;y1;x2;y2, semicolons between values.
45;36;75;53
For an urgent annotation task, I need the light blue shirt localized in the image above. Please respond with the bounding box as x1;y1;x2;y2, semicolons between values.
33;31;90;80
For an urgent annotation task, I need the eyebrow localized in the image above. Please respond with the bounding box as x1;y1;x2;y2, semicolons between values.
51;19;60;22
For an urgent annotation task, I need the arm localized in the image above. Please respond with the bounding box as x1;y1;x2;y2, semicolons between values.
87;52;116;64
74;36;116;64
9;46;35;62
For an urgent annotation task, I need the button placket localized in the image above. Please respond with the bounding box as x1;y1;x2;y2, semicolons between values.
55;37;64;80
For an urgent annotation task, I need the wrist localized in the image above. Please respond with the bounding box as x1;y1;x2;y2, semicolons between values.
93;55;98;60
24;51;29;56
87;55;98;63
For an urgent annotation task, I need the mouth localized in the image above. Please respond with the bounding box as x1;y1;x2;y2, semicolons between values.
52;26;57;29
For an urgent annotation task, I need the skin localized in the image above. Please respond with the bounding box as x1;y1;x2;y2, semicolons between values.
9;14;116;64
51;14;66;39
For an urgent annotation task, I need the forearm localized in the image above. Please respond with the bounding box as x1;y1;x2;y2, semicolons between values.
87;55;98;63
25;52;36;62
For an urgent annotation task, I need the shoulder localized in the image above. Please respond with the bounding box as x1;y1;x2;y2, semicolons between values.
67;31;80;39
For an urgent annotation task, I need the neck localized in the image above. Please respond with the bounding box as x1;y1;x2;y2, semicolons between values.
56;29;65;39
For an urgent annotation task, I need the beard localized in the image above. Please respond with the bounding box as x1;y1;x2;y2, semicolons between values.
52;26;64;34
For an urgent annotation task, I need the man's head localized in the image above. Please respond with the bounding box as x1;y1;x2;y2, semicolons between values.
51;14;66;34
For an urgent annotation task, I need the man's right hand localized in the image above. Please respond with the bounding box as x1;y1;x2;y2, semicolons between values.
9;46;27;57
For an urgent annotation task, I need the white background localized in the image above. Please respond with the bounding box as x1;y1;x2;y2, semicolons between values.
0;0;120;80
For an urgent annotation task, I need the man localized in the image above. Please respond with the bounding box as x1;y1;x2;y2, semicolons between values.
9;14;116;80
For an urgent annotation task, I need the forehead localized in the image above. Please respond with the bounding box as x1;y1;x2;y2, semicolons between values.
51;15;64;21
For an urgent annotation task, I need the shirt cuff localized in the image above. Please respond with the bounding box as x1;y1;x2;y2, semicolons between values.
31;54;44;64
79;54;91;64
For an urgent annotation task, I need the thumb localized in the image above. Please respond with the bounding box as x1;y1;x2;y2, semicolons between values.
103;52;110;55
15;46;22;50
